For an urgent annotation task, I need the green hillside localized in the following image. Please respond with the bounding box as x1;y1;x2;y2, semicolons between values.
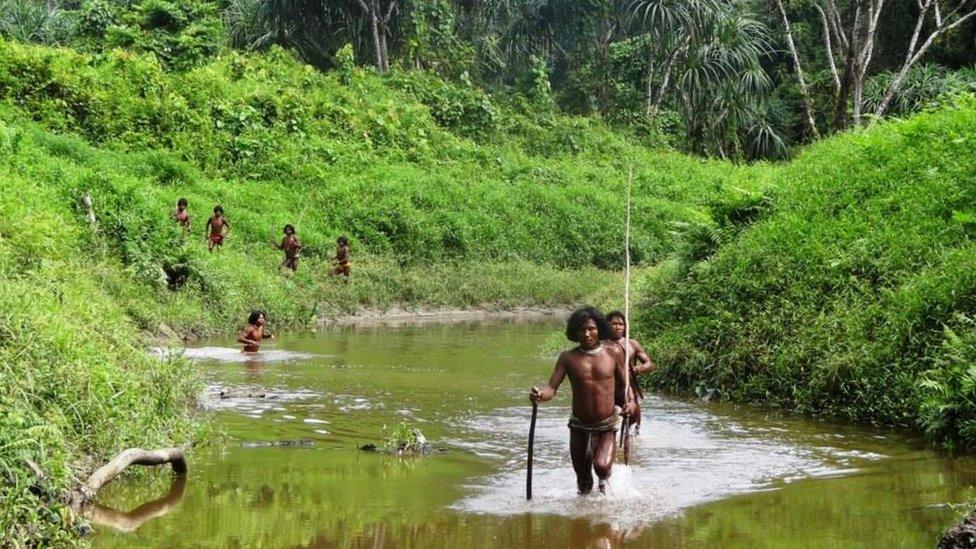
637;95;976;450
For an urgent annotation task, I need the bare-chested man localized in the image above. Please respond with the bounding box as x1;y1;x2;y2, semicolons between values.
205;205;230;252
237;310;274;353
275;224;302;272
332;236;350;278
530;307;635;495
606;310;654;435
172;198;190;231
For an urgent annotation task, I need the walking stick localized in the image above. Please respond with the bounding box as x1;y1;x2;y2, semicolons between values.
619;167;633;465
527;400;538;500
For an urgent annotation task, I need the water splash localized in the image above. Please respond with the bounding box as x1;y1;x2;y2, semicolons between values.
451;396;887;531
153;346;318;364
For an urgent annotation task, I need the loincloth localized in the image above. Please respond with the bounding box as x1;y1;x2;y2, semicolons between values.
210;234;224;244
568;406;622;434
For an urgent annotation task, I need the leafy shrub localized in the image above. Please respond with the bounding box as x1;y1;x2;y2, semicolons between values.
0;0;77;45
382;422;431;455
864;64;976;117
919;317;976;450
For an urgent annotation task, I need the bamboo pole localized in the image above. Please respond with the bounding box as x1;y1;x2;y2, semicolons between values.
619;167;633;463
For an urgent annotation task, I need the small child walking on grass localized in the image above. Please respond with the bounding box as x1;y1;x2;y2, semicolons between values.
332;236;350;279
172;197;190;231
275;224;303;272
205;205;230;252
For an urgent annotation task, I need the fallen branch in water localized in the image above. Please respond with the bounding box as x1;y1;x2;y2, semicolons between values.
71;447;187;507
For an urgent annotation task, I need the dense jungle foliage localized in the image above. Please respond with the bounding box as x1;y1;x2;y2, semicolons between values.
2;0;975;158
1;0;975;544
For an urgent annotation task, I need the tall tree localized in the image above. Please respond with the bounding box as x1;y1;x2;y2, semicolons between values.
818;0;885;128
354;0;398;72
772;0;820;138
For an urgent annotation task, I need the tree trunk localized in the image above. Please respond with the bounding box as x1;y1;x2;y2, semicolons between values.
644;50;655;116
378;29;389;72
834;47;854;130
814;3;841;90
370;11;384;72
774;0;820;139
851;0;884;125
648;44;682;118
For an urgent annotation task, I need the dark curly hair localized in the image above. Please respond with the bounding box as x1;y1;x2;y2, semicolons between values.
247;310;266;325
605;310;626;324
283;224;295;234
565;306;611;342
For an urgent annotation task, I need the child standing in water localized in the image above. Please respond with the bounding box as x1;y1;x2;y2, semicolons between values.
237;310;274;353
332;236;350;279
172;198;190;231
275;224;302;272
205;205;230;252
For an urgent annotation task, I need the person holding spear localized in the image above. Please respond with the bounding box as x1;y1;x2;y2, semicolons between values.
606;311;653;435
529;307;635;496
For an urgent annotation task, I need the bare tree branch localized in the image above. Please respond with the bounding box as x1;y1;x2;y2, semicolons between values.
814;3;841;90
774;0;820;138
875;0;976;116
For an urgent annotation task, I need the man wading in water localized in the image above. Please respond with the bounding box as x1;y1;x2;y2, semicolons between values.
530;307;635;495
237;310;274;353
606;310;653;435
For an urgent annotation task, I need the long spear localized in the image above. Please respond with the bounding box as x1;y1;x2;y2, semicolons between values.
526;400;538;500
619;167;633;464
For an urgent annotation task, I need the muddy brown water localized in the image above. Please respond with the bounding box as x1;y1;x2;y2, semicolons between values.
91;319;976;547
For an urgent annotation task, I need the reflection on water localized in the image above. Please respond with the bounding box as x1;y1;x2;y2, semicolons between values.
94;320;976;548
83;474;186;533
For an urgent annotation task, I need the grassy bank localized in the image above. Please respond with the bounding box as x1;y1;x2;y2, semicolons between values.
635;95;976;449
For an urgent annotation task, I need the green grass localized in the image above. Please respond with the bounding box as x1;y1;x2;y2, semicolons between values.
636;94;976;450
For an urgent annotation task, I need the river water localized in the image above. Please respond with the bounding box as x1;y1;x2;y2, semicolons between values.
91;318;976;547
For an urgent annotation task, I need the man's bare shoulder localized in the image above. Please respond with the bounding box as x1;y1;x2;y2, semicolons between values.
556;348;579;363
604;341;625;358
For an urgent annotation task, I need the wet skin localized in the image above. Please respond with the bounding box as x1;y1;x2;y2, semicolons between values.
531;319;634;494
237;314;274;353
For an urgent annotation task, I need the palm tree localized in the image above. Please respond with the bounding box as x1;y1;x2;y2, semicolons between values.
628;0;782;158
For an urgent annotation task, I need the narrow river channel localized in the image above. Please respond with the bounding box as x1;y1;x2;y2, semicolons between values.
91;317;976;547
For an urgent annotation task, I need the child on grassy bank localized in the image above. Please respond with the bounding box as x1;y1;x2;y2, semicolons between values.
275;224;302;272
205;206;230;252
333;236;350;278
172;198;190;231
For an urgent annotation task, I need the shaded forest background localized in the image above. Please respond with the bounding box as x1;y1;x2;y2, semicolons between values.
2;0;975;160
